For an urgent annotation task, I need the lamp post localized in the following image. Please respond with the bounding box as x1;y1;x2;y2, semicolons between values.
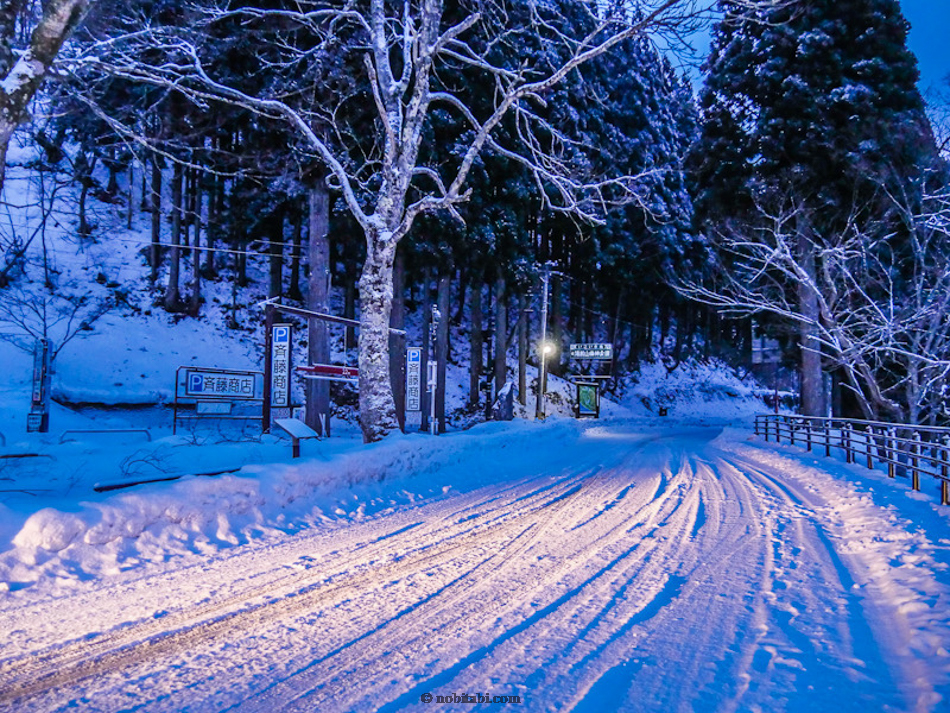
537;340;556;419
534;267;551;420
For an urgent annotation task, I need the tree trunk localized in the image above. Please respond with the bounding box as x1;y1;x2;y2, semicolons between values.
569;268;581;337
189;185;202;316
421;269;432;433
268;206;284;299
389;249;406;431
435;270;450;433
126;159;135;230
306;184;331;436
494;272;507;394
469;267;483;407
203;169;220;277
76;146;95;239
453;267;467;324
164;161;183;311
0;0;93;195
798;234;825;417
550;274;563;375
343;253;358;348
517;292;527;406
149;157;162;284
357;231;399;442
288;206;303;301
608;288;623;377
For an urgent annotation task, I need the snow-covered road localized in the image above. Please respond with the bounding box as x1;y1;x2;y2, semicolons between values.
1;422;949;712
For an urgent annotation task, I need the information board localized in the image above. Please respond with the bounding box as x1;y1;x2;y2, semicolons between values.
570;343;613;361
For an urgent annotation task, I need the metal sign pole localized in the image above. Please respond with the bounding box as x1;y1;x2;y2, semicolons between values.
429;305;440;435
262;304;274;433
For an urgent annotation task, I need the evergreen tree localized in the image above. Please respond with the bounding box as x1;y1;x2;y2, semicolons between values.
696;0;934;221
692;0;939;417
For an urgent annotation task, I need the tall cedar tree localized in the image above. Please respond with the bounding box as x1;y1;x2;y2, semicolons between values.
692;0;938;415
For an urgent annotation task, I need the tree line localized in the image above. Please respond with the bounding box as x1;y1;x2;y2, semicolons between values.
1;0;948;438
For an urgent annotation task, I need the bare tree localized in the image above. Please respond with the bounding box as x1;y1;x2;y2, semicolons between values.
0;0;95;193
76;0;766;441
679;188;950;424
0;286;112;363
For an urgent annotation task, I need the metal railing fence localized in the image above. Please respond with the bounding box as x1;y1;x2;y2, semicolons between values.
754;414;950;505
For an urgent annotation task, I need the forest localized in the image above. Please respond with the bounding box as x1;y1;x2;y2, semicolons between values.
1;0;948;441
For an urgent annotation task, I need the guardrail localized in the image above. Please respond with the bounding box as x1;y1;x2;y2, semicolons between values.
754;414;950;505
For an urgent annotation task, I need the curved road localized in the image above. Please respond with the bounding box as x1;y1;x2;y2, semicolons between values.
0;423;948;712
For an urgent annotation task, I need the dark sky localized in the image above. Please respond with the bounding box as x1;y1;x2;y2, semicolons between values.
901;0;949;95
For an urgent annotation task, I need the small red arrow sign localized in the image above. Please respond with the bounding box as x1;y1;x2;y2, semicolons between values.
297;364;360;378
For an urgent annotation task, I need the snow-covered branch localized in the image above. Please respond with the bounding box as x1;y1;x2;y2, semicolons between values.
679;189;950;423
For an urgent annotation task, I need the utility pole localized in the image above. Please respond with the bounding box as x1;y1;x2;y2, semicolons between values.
429;304;440;435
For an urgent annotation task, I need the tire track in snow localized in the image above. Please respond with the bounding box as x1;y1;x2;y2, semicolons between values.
0;463;607;710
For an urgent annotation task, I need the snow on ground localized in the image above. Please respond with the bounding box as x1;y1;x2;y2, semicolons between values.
2;414;950;712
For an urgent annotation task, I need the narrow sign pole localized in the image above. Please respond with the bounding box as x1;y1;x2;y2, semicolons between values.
262;303;274;433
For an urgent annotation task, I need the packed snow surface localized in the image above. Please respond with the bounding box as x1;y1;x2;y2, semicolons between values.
2;417;950;712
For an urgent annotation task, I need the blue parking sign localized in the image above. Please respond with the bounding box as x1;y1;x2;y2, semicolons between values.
189;373;205;393
274;326;290;343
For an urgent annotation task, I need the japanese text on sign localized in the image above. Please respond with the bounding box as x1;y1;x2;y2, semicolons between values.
185;371;257;399
569;343;613;361
406;347;422;412
271;324;292;407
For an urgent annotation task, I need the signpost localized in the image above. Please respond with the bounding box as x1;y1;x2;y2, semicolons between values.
270;323;292;408
173;366;264;434
258;298;408;436
575;381;601;418
568;342;612;420
296;363;359;382
27;339;51;433
405;346;422;427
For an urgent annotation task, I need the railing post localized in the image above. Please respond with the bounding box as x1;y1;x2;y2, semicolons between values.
790;418;796;446
912;431;921;491
942;480;950;507
776;417;782;444
878;425;887;465
888;428;896;478
943;436;949;480
865;426;873;469
806;420;812;452
824;421;831;457
843;423;853;464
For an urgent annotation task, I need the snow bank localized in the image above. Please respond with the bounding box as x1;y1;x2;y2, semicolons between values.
0;419;581;593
